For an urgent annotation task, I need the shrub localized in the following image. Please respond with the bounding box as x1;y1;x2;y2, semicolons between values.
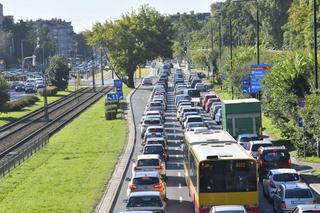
38;86;58;96
4;96;39;112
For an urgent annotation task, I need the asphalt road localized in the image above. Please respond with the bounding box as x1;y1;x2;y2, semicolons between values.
111;68;274;213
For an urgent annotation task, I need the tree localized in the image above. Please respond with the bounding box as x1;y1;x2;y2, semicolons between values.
47;55;70;90
86;5;173;88
0;75;9;110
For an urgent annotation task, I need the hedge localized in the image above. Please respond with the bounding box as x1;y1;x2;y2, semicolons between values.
3;96;40;112
38;86;58;96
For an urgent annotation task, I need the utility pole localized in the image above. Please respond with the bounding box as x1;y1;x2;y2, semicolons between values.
42;46;49;122
256;0;260;64
100;49;104;85
314;0;318;89
210;21;214;84
21;40;24;73
229;17;234;100
92;55;96;91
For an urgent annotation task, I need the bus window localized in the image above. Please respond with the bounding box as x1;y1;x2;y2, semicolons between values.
199;160;257;193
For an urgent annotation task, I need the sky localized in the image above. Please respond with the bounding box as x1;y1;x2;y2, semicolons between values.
0;0;223;33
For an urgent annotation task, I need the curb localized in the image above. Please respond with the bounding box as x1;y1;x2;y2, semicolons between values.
95;85;140;213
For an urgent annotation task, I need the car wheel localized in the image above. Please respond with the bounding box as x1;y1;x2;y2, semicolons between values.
273;201;277;213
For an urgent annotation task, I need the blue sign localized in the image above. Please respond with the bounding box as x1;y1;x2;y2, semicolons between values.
116;91;124;100
107;92;124;101
297;117;304;128
249;64;272;93
116;86;123;93
242;77;250;93
114;80;123;88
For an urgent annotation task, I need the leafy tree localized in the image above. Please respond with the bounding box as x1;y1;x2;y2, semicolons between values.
73;33;93;59
0;75;9;110
86;5;173;88
47;55;70;90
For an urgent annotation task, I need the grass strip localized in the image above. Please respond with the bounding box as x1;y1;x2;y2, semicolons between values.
0;86;131;212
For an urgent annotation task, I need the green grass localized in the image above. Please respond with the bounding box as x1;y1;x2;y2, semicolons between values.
212;85;232;100
0;90;72;127
291;150;320;163
312;170;320;178
0;95;128;212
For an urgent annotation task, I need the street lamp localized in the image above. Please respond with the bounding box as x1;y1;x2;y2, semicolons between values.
232;0;260;64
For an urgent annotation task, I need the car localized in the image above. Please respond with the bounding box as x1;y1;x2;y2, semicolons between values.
35;79;45;88
25;83;37;93
146;137;168;151
14;83;25;92
257;146;291;181
237;133;260;148
246;140;273;158
205;98;221;113
263;168;300;199
127;171;167;199
209;205;247;213
132;154;166;178
195;82;206;92
140;117;163;138
143;132;165;145
125;191;167;212
175;95;190;107
273;183;315;213
209;103;222;119
142;144;168;162
181;111;200;124
201;93;218;108
141;111;163;123
185;122;208;132
142;77;153;85
292;204;320;212
179;107;201;121
183;115;203;129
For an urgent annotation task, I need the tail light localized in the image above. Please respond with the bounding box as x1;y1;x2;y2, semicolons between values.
269;180;276;188
154;183;162;189
288;158;292;167
280;201;286;209
133;166;140;171
245;205;259;213
129;185;137;189
259;160;263;167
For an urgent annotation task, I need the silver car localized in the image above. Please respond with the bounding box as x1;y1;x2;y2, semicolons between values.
263;168;300;199
273;183;315;213
125;191;166;213
292;204;320;212
209;205;247;213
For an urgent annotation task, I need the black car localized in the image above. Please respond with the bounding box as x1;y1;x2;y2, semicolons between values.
15;83;25;92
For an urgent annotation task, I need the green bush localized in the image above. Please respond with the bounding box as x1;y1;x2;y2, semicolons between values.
105;104;118;112
4;96;39;112
38;86;58;96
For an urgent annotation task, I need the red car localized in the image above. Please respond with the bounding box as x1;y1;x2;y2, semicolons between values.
201;93;218;108
205;98;220;112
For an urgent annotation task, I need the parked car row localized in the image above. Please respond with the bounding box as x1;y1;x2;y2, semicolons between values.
10;77;45;94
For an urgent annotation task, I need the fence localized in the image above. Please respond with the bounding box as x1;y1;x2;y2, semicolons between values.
0;134;49;177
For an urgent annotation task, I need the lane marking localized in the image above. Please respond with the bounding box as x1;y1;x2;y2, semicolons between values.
179;196;183;203
178;172;181;177
179;183;182;189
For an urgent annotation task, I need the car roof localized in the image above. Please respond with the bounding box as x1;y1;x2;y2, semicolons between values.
212;205;246;211
144;117;161;121
137;154;160;160
249;140;272;145
146;137;165;141
145;111;160;114
146;126;164;129
134;170;160;178
238;133;258;137
144;144;163;148
129;191;161;197
270;168;298;175
187;115;202;118
283;182;309;189
260;146;287;151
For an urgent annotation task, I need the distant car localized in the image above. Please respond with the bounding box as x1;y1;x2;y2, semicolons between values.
125;191;167;212
246;140;273;158
143;144;168;162
209;205;247;213
214;108;222;125
237;133;260;148
14;83;25;92
273;183;315;213
195;82;206;92
205;98;220;113
263;168;300;199
292;204;320;213
201;93;218;108
183;115;203;129
25;83;37;93
142;77;153;85
146;137;168;151
185;122;208;132
132;154;166;178
127;171;167;199
140;117;162;138
35;80;45;88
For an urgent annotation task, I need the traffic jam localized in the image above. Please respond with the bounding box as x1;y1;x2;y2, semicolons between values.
120;63;320;213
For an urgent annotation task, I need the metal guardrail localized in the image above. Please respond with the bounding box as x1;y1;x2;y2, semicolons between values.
0;134;49;177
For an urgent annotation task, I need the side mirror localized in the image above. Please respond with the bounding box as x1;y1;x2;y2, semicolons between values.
125;177;131;181
131;159;136;163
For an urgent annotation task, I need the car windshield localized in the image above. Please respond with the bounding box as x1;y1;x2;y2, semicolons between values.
150;102;162;107
144;120;161;125
147;128;164;134
188;117;203;123
273;173;299;182
251;144;273;152
262;150;289;162
285;188;313;198
144;146;164;155
188;90;200;97
188;123;205;128
240;136;259;143
133;176;160;185
137;159;160;167
147;140;165;147
127;196;163;207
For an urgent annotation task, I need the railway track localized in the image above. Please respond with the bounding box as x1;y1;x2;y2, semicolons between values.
0;86;112;159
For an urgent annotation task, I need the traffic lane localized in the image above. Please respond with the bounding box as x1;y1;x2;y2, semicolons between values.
259;182;273;212
165;90;194;212
112;84;153;213
7;89;31;101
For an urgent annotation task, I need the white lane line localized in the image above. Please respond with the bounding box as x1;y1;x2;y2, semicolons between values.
179;196;183;203
179;183;182;189
176;154;179;158
175;147;178;151
178;172;181;177
177;162;180;167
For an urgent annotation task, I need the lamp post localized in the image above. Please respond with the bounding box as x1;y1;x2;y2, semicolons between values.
314;0;318;90
232;0;260;64
42;46;49;122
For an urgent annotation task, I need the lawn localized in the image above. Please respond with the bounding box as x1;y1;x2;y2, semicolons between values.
0;90;72;127
0;92;129;212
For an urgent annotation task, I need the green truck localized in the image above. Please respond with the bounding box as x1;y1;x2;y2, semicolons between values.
221;98;262;138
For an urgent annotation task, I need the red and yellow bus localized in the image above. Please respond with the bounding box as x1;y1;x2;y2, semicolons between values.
183;130;259;213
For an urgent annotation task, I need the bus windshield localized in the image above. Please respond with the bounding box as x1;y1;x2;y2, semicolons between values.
199;160;257;193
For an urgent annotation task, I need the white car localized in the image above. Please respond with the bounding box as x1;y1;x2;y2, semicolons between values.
263;168;300;199
292;204;320;212
195;82;206;92
209;205;247;213
215;108;222;124
183;115;203;129
246;140;273;158
140;117;162;138
185;122;208;132
125;192;167;212
132;154;166;178
142;77;153;85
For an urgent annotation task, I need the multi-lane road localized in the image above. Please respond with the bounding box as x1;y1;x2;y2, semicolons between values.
111;68;276;213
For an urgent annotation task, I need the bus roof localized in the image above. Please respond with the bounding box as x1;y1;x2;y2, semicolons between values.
184;130;236;145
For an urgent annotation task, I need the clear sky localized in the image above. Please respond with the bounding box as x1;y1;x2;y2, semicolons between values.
0;0;223;33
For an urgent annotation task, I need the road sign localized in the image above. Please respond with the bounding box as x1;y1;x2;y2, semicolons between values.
114;80;123;88
249;64;272;93
242;77;250;93
297;117;304;128
116;91;124;100
107;92;124;101
116;86;123;93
